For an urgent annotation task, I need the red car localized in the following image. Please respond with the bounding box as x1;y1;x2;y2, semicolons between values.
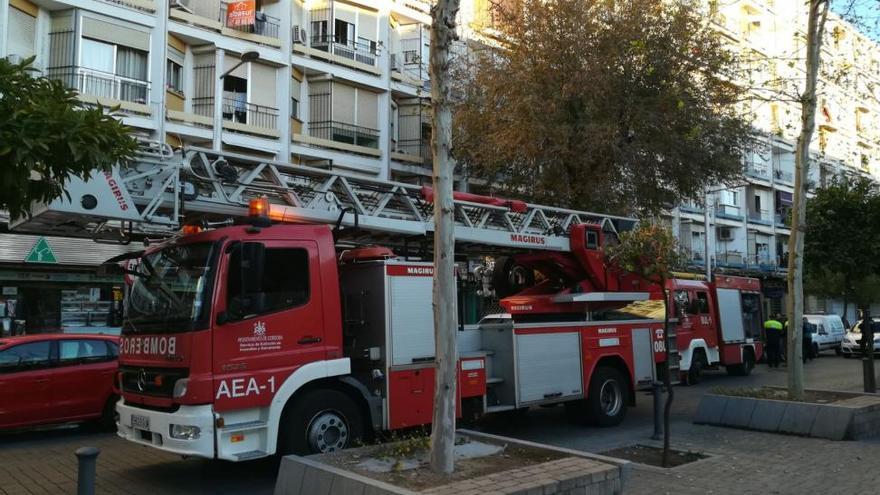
0;334;119;430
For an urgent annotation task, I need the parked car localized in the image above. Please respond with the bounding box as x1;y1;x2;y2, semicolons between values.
0;334;119;430
803;314;846;356
840;318;880;357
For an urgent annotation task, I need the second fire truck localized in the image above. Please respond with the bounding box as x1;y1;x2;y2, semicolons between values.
14;144;763;460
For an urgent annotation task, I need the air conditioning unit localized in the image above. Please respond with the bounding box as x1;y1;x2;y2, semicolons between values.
717;227;734;241
293;26;307;45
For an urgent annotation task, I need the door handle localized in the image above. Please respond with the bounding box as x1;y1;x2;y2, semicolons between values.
298;336;322;345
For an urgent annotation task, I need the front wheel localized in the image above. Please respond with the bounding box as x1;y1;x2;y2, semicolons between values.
585;367;629;427
835;346;843;356
685;351;707;385
279;389;364;456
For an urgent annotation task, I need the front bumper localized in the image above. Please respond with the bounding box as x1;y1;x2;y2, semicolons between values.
117;400;216;459
841;342;880;355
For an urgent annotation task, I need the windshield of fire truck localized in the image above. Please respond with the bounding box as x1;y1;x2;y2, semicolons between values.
124;242;217;333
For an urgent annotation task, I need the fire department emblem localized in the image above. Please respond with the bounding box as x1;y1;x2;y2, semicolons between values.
253;321;267;337
136;368;148;392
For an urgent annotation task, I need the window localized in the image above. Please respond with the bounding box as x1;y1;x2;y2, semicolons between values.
335;19;354;45
0;342;52;372
674;290;691;316
167;59;183;93
79;37;148;103
81;38;115;73
59;340;111;365
311;20;328;43
227;245;310;317
7;7;36;59
696;292;710;314
585;230;599;250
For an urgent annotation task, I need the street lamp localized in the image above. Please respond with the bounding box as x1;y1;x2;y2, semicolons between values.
220;50;260;79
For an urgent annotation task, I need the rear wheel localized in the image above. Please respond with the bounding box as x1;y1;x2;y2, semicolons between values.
812;343;820;359
585;367;628;427
279;389;364;456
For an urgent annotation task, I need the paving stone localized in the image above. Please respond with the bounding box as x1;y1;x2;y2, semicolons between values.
779;403;821;435
748;399;787;432
693;394;728;425
719;397;757;428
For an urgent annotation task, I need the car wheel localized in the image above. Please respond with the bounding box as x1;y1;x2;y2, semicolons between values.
727;348;755;377
279;390;364;456
835;346;843;356
812;343;820;359
585;366;628;427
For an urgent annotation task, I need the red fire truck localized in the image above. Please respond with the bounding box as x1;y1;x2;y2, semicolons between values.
13;145;763;460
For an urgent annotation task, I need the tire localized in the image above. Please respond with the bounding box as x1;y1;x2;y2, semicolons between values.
492;256;535;299
585;367;628;427
727;349;755;377
278;389;364;456
812;343;820;359
835;346;843;356
686;351;707;385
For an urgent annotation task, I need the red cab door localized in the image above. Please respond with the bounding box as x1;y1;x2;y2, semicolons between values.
49;339;117;422
212;240;326;411
0;341;54;429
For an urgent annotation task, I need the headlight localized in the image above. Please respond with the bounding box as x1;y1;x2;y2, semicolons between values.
169;424;201;440
172;378;189;398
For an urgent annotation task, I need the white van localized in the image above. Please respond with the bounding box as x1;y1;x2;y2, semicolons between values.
804;314;846;355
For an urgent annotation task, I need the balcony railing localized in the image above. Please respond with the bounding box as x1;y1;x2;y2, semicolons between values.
46;66;149;105
192;96;215;118
220;2;280;39
310;120;379;148
221;97;278;129
310;35;378;66
397;139;430;160
715;204;743;220
744;165;770;180
748;210;772;225
773;168;794;184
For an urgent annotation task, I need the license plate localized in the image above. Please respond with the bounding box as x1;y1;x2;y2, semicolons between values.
131;414;150;430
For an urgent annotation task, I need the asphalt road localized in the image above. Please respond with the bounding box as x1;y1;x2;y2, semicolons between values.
0;352;869;495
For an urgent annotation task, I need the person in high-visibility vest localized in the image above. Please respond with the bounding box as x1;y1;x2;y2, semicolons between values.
764;315;783;369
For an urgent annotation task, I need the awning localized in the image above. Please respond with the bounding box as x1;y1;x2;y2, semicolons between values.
776;191;793;206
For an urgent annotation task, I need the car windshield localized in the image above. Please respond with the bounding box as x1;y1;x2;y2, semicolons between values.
851;319;880;334
124;242;217;333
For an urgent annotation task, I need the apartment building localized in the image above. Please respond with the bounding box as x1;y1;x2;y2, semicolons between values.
670;0;880;316
0;0;436;183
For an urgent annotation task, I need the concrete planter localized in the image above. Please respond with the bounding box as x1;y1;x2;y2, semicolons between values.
274;430;631;495
694;389;880;440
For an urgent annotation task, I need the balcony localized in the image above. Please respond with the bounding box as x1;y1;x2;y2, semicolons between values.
221;2;280;39
46;66;149;105
715;204;744;221
310;35;378;66
747;210;772;226
744;164;770;181
310;120;379;148
221;97;278;129
773;168;794;184
396;138;430;161
715;251;746;268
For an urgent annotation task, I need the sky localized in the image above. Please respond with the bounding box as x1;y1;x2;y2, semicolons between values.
832;0;880;40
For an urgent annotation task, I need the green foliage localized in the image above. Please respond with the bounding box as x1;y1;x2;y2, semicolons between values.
804;178;880;307
0;57;137;219
604;220;683;284
453;0;754;214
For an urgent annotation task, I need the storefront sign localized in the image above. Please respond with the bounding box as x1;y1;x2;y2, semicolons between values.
1;287;17;295
226;0;255;27
24;237;58;264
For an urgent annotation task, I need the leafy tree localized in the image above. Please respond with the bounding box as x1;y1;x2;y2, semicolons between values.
805;178;880;325
605;220;682;467
453;0;754;214
0;57;137;220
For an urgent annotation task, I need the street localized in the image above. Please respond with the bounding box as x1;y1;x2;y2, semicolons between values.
1;354;876;495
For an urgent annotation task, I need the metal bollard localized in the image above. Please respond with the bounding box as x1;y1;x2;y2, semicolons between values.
863;356;877;393
651;381;663;440
75;447;101;495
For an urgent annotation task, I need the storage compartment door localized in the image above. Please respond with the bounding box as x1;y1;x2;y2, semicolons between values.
515;332;583;404
717;288;745;342
631;328;655;387
389;274;434;365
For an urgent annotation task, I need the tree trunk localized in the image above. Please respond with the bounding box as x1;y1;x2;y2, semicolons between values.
661;285;674;468
787;0;828;401
428;0;461;475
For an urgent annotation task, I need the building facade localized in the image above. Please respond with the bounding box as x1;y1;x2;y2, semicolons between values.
672;0;880;318
2;0;880;321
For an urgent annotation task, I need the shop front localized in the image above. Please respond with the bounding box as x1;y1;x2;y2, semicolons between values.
0;233;138;336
